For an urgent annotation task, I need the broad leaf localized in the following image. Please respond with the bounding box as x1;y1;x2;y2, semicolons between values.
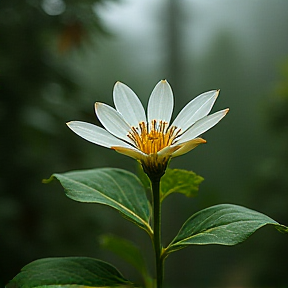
160;168;204;201
45;168;152;236
6;257;135;288
165;204;288;255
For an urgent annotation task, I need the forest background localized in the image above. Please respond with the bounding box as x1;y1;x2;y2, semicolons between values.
1;0;288;287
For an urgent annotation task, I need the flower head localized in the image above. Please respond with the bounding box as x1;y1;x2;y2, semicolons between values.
67;80;229;179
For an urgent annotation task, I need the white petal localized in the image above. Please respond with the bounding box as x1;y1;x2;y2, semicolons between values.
171;90;219;133
95;103;133;143
113;82;146;127
67;121;132;148
157;145;181;157
177;108;229;144
147;80;174;127
171;138;206;158
112;146;146;161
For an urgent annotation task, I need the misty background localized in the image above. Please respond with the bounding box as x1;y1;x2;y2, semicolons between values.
1;0;288;287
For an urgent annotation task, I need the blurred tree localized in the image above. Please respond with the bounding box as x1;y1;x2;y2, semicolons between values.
247;59;288;287
165;0;183;94
164;2;288;286
0;0;118;286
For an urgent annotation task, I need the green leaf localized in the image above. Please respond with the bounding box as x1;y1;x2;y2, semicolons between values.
160;168;204;201
100;235;152;286
45;168;152;236
6;257;135;288
165;204;288;255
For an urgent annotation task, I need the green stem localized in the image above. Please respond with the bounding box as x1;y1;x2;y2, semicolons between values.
151;179;163;288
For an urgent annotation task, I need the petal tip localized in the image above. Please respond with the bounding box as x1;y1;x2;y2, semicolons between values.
66;121;77;128
202;138;207;144
195;137;207;144
94;102;101;110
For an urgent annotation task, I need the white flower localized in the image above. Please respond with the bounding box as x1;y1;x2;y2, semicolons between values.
67;80;229;178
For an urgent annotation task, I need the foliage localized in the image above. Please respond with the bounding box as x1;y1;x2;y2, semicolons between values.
165;204;287;255
8;167;288;288
44;168;152;236
7;257;135;288
160;168;204;201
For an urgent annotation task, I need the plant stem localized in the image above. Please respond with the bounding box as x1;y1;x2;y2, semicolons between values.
151;179;163;288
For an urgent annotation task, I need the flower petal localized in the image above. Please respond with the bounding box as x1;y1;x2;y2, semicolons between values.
147;80;174;127
171;90;219;133
177;108;229;144
171;138;206;158
112;146;146;161
113;81;146;127
66;121;132;148
95;102;133;144
157;145;181;157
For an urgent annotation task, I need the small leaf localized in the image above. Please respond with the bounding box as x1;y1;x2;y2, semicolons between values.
160;168;204;201
6;257;135;288
165;204;288;255
46;168;152;236
100;234;152;286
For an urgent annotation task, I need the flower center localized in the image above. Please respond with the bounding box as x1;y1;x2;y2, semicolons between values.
128;120;181;155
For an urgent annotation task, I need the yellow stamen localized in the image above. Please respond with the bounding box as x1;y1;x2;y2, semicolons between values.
127;120;181;155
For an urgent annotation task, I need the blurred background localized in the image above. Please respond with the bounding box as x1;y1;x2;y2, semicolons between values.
1;0;288;287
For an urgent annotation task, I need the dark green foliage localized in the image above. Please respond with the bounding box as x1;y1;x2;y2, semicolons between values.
48;168;152;235
7;257;134;288
166;204;287;255
160;168;204;201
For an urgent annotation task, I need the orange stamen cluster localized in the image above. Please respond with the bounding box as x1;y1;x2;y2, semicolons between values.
128;120;181;155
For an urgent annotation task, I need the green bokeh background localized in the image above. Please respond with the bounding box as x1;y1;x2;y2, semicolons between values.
1;0;288;287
